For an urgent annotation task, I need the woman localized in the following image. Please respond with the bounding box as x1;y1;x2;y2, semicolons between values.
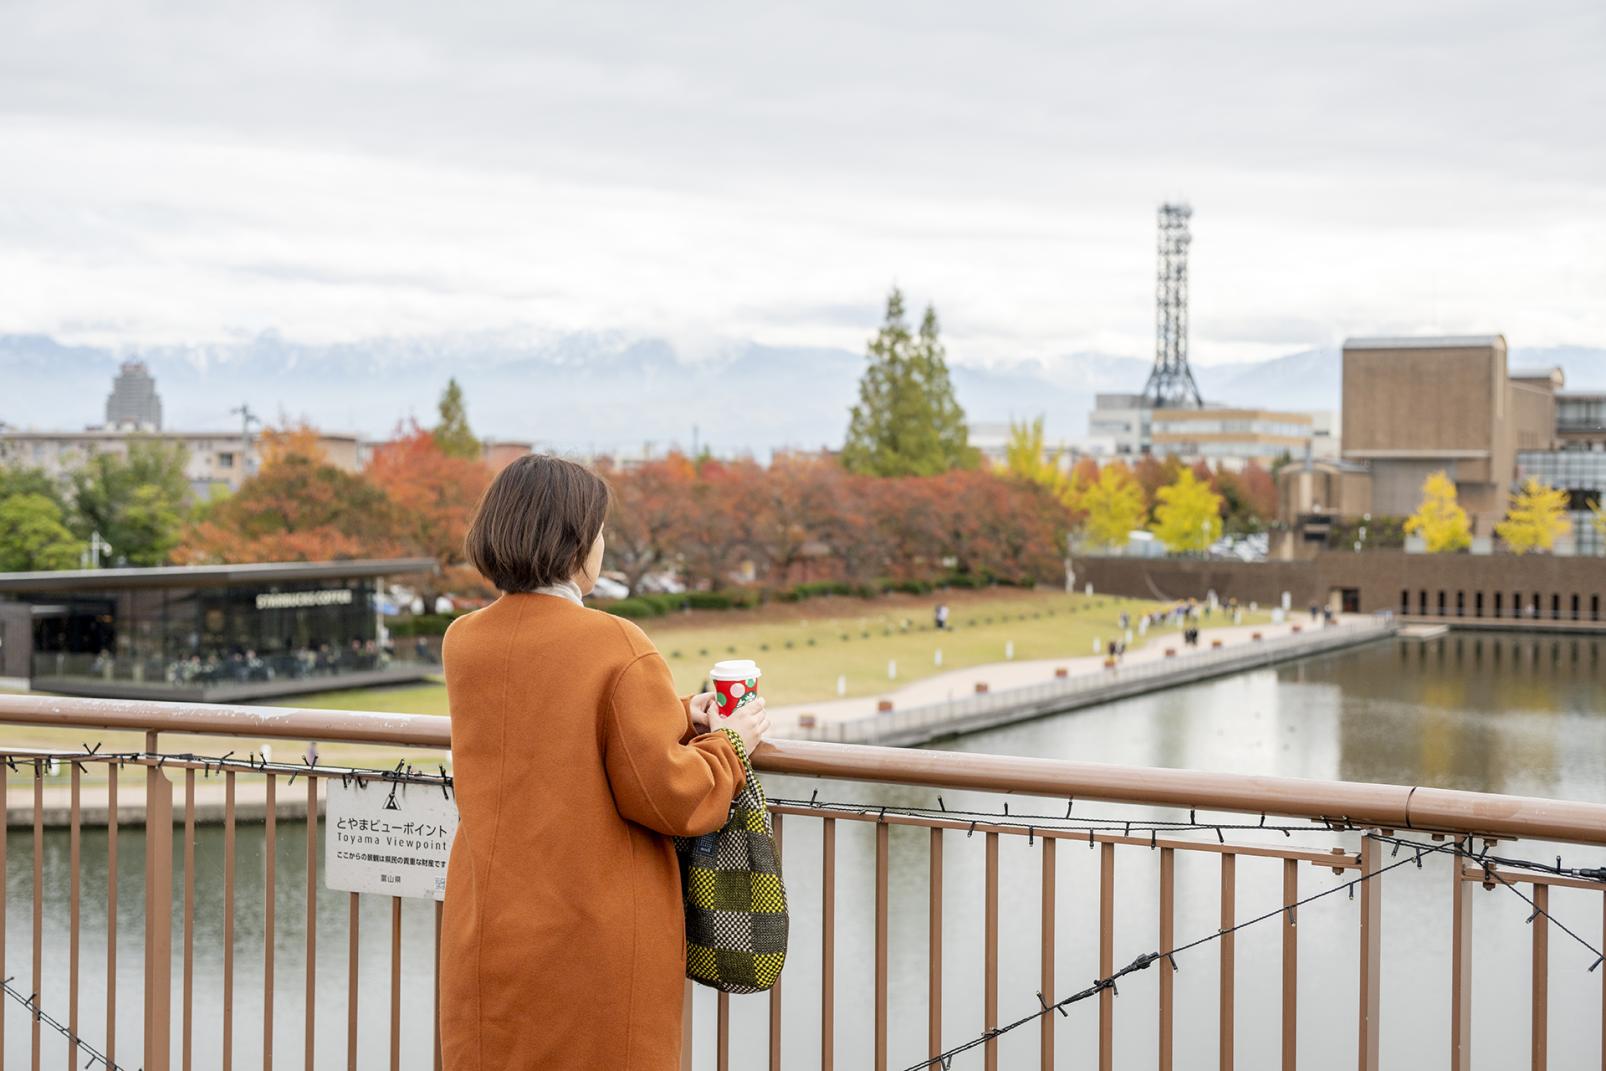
439;454;771;1070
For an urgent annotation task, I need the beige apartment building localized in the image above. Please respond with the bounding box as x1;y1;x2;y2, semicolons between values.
1150;407;1314;469
0;429;362;498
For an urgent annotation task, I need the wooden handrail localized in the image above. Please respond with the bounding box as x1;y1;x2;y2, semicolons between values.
1;693;1603;845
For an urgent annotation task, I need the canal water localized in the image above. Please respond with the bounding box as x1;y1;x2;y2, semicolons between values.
6;632;1604;1069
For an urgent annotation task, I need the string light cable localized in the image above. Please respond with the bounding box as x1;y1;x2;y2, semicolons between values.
0;975;125;1071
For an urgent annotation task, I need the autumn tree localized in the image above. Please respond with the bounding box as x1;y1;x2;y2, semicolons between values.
602;453;696;595
1077;463;1147;550
180;428;401;562
747;453;842;586
1150;468;1224;554
1403;471;1472;553
367;420;492;580
842;289;976;477
675;458;757;591
1211;463;1276;536
1004;416;1071;501
0;493;84;571
819;471;886;584
1495;477;1571;554
69;438;191;566
1592;498;1605;546
433;378;481;461
1131;454;1184;520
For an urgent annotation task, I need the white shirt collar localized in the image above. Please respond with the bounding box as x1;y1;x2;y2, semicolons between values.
531;578;585;606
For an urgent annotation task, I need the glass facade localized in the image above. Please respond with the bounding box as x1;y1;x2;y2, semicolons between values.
1558;394;1606;433
21;577;421;695
1516;450;1606;557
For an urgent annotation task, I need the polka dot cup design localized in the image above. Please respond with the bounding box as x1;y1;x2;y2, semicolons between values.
710;658;762;718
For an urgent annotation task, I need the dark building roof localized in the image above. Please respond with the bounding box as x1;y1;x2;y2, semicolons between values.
0;558;438;594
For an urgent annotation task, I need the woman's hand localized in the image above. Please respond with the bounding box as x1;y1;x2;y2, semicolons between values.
688;692;718;734
719;696;770;755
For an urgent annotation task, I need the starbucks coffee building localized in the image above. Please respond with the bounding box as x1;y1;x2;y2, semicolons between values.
0;558;438;701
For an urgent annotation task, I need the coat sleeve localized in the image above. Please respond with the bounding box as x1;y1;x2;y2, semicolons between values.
603;653;747;837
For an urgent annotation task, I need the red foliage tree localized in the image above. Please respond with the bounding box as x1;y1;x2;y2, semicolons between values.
180;428;402;563
366;421;492;576
601;453;696;595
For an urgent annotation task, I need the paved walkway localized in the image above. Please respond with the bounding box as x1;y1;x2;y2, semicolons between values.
769;614;1352;735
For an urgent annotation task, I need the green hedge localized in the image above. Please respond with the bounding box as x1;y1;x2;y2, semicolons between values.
387;611;468;637
603;597;666;619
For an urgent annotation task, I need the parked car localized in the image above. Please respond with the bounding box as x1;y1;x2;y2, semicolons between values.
589;576;630;600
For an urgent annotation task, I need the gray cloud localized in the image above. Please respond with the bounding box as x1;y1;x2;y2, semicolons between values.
0;1;1602;359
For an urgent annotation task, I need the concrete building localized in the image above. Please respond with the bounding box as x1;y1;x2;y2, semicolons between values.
1557;392;1606;451
104;359;162;430
1271;458;1374;559
1090;390;1320;468
0;429;362;498
1150;407;1313;470
1340;336;1559;537
1087;394;1150;456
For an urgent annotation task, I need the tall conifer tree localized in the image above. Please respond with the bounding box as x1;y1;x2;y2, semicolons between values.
842;289;976;476
433;378;481;460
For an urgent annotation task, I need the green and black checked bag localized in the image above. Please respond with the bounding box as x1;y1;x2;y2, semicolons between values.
674;727;788;992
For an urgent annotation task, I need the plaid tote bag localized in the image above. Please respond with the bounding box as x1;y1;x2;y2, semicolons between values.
674;727;789;992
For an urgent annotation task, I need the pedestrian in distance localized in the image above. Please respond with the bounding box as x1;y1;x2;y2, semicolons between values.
438;454;771;1070
935;602;949;631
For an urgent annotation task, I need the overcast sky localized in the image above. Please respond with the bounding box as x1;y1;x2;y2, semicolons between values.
2;2;1603;366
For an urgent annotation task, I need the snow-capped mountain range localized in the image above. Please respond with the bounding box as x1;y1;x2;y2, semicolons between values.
1;332;1601;457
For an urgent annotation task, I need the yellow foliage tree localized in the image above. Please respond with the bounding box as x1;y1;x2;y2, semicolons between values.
1078;463;1147;549
1495;477;1571;554
1150;467;1224;554
1003;417;1072;502
1591;498;1605;545
1403;471;1472;553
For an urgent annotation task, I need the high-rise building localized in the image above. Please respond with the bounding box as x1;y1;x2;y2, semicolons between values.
105;360;162;430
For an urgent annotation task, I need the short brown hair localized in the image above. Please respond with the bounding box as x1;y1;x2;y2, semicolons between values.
465;454;612;593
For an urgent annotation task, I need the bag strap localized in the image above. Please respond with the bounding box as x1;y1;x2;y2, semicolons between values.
714;727;766;812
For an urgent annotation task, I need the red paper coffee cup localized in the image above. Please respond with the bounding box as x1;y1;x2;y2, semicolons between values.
710;659;762;717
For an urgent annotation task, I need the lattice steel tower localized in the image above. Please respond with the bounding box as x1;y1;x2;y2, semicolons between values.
1144;202;1203;408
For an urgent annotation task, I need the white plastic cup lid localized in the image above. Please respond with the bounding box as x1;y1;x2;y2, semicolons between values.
711;659;762;680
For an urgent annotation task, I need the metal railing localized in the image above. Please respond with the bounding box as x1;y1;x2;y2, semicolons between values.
0;690;1603;1070
796;617;1394;746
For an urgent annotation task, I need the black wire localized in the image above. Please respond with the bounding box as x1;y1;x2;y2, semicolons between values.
0;976;124;1070
772;796;1318;837
899;839;1422;1071
1376;833;1606;963
0;748;453;790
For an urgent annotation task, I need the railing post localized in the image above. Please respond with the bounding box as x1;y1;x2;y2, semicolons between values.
1532;883;1549;1070
1450;839;1473;1071
1358;836;1382;1071
144;753;174;1071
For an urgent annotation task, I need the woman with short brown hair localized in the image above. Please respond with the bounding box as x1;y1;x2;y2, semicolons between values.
439;453;770;1069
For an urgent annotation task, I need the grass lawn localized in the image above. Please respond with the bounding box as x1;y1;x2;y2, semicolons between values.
2;589;1262;785
285;588;1244;713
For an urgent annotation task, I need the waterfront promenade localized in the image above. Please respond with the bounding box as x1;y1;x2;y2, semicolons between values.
4;614;1389;825
771;614;1390;743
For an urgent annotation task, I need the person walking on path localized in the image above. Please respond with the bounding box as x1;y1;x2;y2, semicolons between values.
439;455;771;1070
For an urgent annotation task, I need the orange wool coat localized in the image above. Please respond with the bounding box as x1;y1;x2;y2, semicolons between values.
439;593;747;1070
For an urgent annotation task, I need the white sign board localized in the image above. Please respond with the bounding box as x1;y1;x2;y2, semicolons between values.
325;779;459;901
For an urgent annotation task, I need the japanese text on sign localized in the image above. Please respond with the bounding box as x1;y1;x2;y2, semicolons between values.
325;779;459;901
